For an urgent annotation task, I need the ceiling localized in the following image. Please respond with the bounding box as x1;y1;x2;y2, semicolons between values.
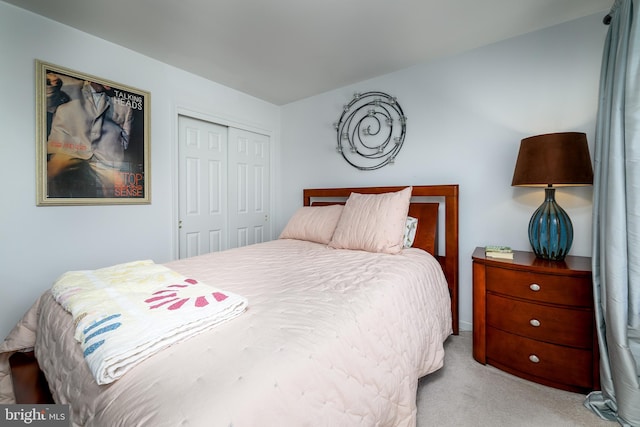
5;0;612;105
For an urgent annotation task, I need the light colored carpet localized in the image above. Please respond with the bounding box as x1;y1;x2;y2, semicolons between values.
416;331;615;426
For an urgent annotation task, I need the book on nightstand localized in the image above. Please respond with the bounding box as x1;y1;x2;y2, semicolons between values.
485;245;514;259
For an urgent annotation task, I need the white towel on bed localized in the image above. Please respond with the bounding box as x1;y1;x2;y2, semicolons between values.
51;260;248;385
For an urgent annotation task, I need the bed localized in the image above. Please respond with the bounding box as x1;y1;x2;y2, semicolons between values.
0;185;459;427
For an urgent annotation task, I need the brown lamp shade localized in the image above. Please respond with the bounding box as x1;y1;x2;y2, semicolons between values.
512;132;594;187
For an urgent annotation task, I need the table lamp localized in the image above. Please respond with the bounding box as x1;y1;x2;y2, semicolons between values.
511;132;593;261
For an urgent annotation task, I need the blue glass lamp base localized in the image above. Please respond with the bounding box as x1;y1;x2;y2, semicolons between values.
528;187;573;261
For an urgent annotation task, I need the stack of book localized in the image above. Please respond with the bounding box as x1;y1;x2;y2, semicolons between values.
485;245;514;259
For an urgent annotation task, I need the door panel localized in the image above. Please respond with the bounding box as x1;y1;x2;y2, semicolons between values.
227;128;270;248
178;116;228;258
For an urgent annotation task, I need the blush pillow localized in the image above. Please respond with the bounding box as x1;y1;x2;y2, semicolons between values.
279;204;344;244
328;186;412;254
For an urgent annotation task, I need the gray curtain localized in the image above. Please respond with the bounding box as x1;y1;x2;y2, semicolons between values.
584;0;640;425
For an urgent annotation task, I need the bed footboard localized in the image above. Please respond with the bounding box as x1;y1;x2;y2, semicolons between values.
9;351;54;404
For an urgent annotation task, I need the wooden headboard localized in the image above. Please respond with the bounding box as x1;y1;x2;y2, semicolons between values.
303;185;459;335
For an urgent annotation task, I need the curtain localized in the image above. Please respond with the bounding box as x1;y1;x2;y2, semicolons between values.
584;0;640;425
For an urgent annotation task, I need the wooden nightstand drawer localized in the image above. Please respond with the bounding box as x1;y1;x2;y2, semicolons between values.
486;266;592;307
486;327;594;389
472;247;598;393
486;294;593;348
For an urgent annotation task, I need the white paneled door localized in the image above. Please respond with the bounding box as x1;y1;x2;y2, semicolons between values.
178;116;228;259
227;127;270;248
178;116;270;258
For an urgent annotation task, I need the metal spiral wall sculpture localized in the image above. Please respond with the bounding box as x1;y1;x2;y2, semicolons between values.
334;91;406;170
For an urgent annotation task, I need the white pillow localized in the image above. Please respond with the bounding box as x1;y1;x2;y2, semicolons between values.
279;205;344;244
328;187;412;254
403;216;418;248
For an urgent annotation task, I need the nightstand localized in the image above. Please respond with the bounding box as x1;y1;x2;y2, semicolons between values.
472;247;599;393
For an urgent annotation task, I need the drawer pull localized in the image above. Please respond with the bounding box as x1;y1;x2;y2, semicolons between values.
529;319;541;327
529;354;540;363
529;283;541;291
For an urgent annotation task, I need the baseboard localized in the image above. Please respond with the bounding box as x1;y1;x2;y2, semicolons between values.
459;320;472;332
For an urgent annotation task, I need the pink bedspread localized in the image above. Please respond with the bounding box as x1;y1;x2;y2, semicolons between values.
1;239;452;427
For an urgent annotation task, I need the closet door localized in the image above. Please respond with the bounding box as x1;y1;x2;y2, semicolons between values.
178;116;228;259
227;128;271;248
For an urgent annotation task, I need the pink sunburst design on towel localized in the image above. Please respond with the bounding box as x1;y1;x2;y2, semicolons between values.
144;278;228;310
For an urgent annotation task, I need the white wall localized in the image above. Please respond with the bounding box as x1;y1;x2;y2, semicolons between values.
280;13;608;331
0;2;281;338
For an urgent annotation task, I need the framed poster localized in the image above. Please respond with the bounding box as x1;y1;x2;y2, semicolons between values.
35;60;151;205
